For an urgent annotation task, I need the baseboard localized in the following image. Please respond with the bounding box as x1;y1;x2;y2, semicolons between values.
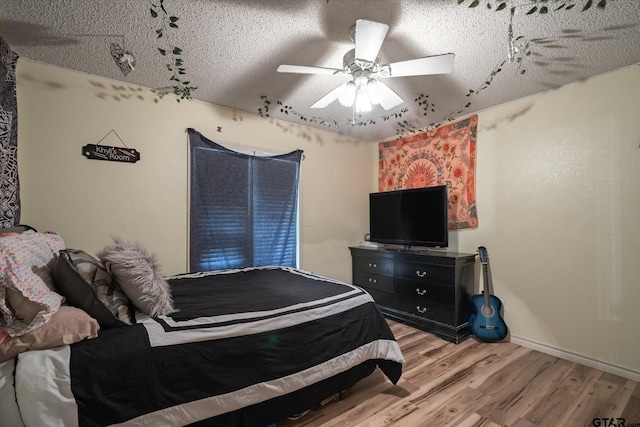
509;335;640;382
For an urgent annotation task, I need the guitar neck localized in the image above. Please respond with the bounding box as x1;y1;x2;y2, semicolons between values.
482;262;491;306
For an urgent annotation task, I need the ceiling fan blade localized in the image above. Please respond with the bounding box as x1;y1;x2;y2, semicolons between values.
310;82;349;108
277;64;345;75
373;80;404;110
382;53;455;77
354;19;389;64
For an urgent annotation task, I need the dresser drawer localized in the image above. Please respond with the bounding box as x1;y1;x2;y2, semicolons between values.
353;271;393;293
350;246;476;344
364;288;395;307
395;261;453;284
395;295;452;325
395;280;453;305
353;256;393;276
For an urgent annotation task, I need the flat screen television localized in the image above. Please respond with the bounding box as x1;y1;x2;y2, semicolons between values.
369;185;449;249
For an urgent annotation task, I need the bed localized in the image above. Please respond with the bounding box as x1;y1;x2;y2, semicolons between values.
0;227;404;427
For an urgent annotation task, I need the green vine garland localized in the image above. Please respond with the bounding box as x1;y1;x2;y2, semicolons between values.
150;0;197;102
258;96;413;130
456;0;609;14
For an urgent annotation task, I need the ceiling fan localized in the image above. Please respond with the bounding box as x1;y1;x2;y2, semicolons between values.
277;19;455;115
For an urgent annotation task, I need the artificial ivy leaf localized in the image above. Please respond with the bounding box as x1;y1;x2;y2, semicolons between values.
170;16;179;22
583;0;593;10
150;8;158;18
156;29;163;38
169;23;178;28
457;0;465;5
496;2;507;11
526;6;538;14
566;4;575;10
540;6;548;13
158;48;167;55
597;0;606;8
469;0;480;7
173;47;183;55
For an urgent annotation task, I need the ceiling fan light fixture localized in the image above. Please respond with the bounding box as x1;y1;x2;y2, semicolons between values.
354;82;372;114
367;78;383;105
338;81;356;107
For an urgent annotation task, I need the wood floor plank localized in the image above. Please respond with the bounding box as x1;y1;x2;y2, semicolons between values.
455;413;502;427
419;386;494;426
282;320;640;427
620;381;640;421
475;350;563;426
522;362;603;426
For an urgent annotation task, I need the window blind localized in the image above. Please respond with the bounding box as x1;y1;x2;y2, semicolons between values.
188;128;303;272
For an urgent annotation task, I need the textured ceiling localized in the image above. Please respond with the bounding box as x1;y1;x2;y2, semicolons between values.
1;0;639;141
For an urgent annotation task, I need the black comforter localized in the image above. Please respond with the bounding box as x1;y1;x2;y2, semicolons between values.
12;267;404;427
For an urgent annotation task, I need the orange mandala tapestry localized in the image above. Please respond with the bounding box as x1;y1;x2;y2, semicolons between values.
378;115;478;230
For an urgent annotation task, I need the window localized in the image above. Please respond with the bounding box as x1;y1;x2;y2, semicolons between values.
188;129;303;272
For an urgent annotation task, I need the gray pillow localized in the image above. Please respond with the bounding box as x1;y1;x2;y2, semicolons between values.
97;237;174;317
53;249;134;328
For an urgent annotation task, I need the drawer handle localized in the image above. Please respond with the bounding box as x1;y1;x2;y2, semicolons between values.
416;306;428;314
368;278;377;284
416;288;426;295
415;270;427;278
368;263;377;268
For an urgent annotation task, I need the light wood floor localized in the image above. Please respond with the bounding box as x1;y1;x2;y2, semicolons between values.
282;320;640;426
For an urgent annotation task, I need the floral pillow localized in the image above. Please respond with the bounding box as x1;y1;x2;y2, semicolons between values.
0;231;65;337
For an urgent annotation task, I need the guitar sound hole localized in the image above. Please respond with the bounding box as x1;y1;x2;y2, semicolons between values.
481;305;495;317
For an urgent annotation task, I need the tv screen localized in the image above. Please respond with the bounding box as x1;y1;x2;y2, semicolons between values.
369;185;448;248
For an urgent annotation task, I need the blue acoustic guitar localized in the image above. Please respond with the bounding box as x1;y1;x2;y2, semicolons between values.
469;246;508;342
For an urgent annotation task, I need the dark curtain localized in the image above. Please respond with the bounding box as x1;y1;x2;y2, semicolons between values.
0;34;20;228
188;128;303;272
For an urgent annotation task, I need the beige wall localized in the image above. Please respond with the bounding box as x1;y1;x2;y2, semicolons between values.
16;60;375;283
446;65;639;375
16;59;640;376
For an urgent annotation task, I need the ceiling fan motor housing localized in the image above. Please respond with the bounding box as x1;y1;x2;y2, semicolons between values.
343;49;379;74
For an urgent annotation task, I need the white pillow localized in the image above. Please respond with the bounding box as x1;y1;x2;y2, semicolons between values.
97;237;174;316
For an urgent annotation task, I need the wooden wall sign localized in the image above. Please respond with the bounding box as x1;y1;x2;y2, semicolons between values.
83;129;140;164
82;144;140;163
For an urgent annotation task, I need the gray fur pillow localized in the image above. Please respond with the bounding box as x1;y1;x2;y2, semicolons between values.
97;237;174;316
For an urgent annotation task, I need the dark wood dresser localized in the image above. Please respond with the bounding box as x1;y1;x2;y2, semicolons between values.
349;246;476;343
